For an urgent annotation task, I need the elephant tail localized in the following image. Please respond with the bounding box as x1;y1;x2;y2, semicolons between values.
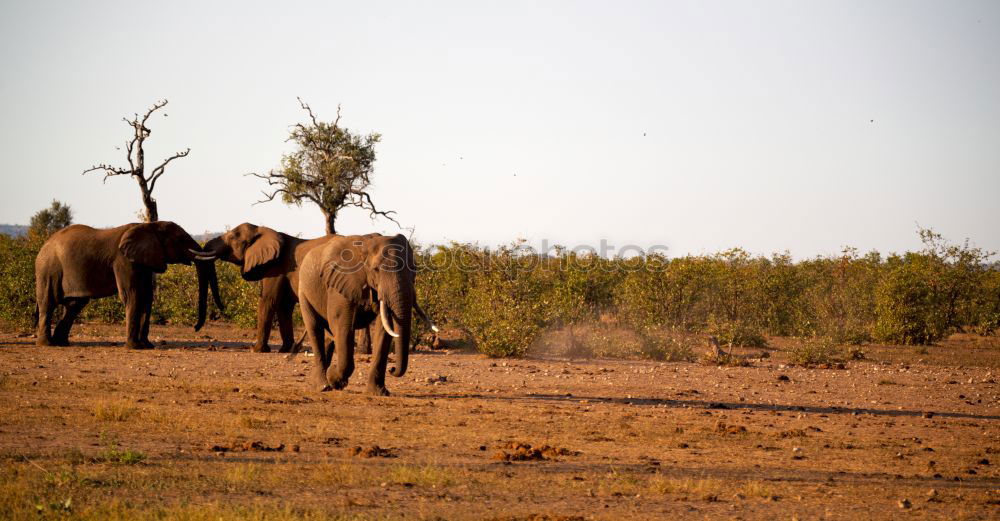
33;303;39;329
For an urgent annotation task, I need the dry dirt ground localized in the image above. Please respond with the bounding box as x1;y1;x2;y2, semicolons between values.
1;322;998;520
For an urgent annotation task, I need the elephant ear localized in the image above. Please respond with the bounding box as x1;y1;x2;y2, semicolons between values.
320;238;368;304
119;224;167;273
243;227;283;280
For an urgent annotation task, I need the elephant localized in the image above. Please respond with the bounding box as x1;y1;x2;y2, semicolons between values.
297;233;424;396
34;221;224;349
200;223;336;353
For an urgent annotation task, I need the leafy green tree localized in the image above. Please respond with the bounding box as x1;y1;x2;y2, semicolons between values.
28;200;73;240
251;98;396;234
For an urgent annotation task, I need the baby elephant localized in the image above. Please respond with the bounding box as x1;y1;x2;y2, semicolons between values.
298;233;418;396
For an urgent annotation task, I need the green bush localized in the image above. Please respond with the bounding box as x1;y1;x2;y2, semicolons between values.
968;269;1000;335
210;263;260;328
798;248;880;343
639;331;697;362
0;235;42;329
873;253;948;344
460;245;546;358
788;337;841;366
708;318;768;348
873;230;994;344
2;226;996;355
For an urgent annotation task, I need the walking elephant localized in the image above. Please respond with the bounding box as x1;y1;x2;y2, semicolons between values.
200;223;336;353
298;233;423;396
34;221;224;349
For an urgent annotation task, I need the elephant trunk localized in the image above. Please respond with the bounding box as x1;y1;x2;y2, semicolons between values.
194;260;210;331
193;259;224;331
383;274;413;378
201;236;228;313
192;237;227;332
202;236;229;260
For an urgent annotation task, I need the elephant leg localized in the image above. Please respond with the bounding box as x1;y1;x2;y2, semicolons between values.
140;275;155;349
121;284;151;350
253;304;275;353
115;264;147;350
326;307;356;391
122;296;145;349
301;299;331;392
52;298;89;345
367;323;391;396
357;325;372;355
35;286;57;347
276;295;296;353
253;278;284;353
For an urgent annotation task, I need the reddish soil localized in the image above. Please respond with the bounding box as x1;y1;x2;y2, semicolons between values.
0;322;998;520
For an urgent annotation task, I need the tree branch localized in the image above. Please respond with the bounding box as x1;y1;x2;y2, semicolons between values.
348;189;400;227
82;164;132;184
148;148;191;192
296;97;341;129
253;187;294;205
139;99;168;130
296;97;320;128
84;99;185;222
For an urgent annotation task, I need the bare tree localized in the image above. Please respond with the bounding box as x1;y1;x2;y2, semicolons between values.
83;99;189;222
249;98;397;235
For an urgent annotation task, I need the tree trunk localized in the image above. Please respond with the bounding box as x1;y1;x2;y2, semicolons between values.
324;210;336;235
137;177;158;222
142;196;158;222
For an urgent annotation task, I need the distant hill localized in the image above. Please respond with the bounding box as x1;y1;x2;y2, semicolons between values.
0;224;221;242
194;232;222;243
0;224;27;237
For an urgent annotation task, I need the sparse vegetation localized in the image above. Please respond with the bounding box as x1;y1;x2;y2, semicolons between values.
787;337;841;367
0;323;996;519
239;416;272;429
701;351;753;367
96;446;145;465
1;227;996;358
387;464;459;488
92;400;138;422
647;476;726;499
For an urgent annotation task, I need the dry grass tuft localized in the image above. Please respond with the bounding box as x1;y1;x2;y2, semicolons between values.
224;463;262;487
701;352;753;367
92;400;138;422
238;416;272;429
738;480;774;498
648;477;726;500
387;464;460;488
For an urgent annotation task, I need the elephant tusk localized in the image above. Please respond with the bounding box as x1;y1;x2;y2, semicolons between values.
380;300;400;338
188;249;218;260
414;302;440;333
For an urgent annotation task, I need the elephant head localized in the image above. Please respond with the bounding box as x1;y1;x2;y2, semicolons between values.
121;221;225;331
323;234;416;378
201;223;285;281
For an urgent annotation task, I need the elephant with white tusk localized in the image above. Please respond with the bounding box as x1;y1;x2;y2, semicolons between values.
198;223;337;353
34;221;224;349
297;233;432;396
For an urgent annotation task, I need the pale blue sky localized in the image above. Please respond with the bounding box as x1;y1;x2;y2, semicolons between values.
2;1;997;257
